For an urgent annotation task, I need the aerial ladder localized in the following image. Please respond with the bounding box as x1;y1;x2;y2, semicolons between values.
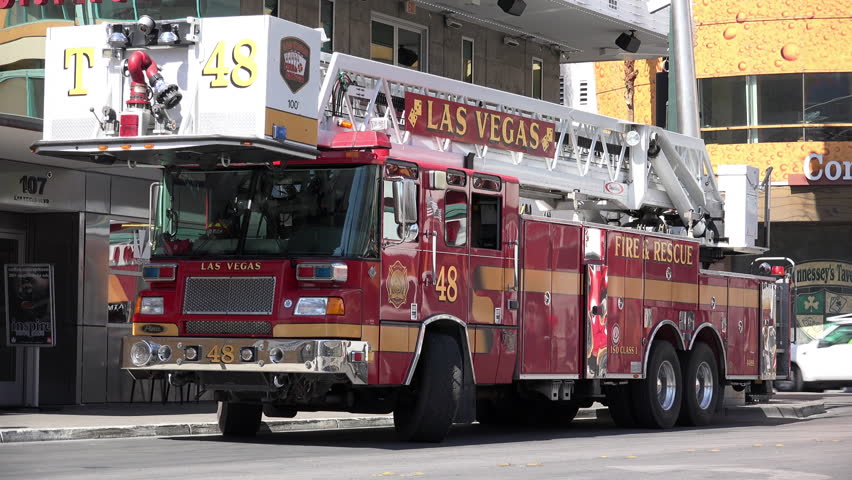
316;53;765;263
32;14;765;263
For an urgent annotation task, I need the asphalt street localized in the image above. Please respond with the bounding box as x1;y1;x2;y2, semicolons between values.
1;392;851;480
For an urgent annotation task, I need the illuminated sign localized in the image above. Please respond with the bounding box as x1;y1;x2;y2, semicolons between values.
404;92;557;158
0;0;120;8
802;153;852;182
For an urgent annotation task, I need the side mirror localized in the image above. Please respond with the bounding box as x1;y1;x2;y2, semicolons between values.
393;179;417;225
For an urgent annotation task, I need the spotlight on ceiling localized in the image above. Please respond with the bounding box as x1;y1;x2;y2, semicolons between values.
498;0;526;17
615;30;640;53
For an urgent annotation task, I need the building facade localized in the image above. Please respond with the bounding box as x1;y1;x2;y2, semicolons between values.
2;0;662;406
590;0;852;343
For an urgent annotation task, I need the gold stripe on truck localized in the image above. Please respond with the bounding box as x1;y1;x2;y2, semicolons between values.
728;287;759;308
264;107;318;146
272;323;361;338
699;285;728;306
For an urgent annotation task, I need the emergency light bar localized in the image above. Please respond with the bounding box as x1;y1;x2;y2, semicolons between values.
296;263;348;282
142;264;177;282
770;266;786;276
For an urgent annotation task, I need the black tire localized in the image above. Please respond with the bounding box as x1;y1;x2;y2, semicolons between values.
632;341;682;429
394;333;462;442
678;343;721;426
217;401;262;437
605;383;638;427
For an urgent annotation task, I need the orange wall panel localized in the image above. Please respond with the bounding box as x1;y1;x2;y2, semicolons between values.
707;142;852;183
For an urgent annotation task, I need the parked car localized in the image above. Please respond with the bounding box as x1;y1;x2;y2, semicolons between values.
777;318;852;392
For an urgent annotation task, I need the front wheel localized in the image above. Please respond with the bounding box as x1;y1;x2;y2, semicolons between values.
632;341;682;428
217;401;262;436
394;333;462;442
678;343;720;426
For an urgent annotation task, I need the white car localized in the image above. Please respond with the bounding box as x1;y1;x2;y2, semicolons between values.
777;319;852;392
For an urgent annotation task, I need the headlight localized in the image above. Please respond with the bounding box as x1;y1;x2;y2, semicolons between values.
140;297;164;315
130;341;154;366
294;297;344;315
294;297;328;316
157;344;172;362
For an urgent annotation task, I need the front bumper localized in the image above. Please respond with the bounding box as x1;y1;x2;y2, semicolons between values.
121;336;370;385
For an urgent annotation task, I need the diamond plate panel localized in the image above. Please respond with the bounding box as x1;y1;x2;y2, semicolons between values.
185;320;271;336
197;112;256;136
183;277;276;315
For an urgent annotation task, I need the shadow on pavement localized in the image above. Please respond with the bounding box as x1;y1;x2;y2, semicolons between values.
163;415;803;450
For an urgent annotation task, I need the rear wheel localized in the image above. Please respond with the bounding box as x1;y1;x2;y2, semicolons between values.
678;343;720;426
394;333;462;442
217;401;262;437
632;341;682;428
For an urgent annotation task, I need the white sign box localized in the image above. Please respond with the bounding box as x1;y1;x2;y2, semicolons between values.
41;15;320;155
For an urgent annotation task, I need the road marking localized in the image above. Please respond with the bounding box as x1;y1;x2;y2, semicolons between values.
776;444;784;447
497;463;511;467
627;456;637;459
687;449;697;452
527;463;543;466
599;456;609;459
754;443;763;447
709;449;720;452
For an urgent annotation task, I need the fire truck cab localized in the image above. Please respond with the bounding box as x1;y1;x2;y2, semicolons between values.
32;14;789;442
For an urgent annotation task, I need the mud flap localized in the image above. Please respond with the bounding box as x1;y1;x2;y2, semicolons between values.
455;381;477;424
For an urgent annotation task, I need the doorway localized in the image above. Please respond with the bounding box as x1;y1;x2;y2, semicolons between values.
0;232;26;406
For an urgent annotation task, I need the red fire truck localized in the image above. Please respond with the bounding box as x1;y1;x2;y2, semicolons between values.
33;15;790;442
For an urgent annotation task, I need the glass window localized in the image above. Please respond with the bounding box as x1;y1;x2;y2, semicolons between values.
805;72;852;124
532;58;543;100
756;74;803;125
699;76;748;128
462;37;474;84
0;73;43;118
0;77;28;117
4;2;74;26
371;18;425;71
95;1;237;21
806;126;852;142
471;194;501;250
321;0;334;54
383;180;402;241
109;223;146;324
821;325;852;346
445;191;467;248
757;127;804;143
701;129;749;145
155;166;380;258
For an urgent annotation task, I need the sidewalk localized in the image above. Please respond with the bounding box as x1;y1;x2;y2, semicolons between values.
0;398;825;444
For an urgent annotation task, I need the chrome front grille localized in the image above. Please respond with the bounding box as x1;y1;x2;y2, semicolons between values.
183;276;276;315
185;320;271;336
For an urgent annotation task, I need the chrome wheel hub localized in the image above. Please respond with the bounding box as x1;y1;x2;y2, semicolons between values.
656;360;677;411
695;361;714;410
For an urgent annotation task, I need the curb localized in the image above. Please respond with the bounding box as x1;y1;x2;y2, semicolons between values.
721;400;826;419
0;402;823;444
0;416;394;444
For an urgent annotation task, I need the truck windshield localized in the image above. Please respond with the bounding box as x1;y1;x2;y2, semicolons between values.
152;165;380;258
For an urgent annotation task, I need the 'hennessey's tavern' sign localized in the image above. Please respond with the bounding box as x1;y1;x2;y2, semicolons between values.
404;92;557;158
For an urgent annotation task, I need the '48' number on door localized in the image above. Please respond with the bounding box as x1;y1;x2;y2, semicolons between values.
436;266;458;303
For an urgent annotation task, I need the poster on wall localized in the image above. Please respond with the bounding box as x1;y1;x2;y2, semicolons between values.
4;264;56;347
